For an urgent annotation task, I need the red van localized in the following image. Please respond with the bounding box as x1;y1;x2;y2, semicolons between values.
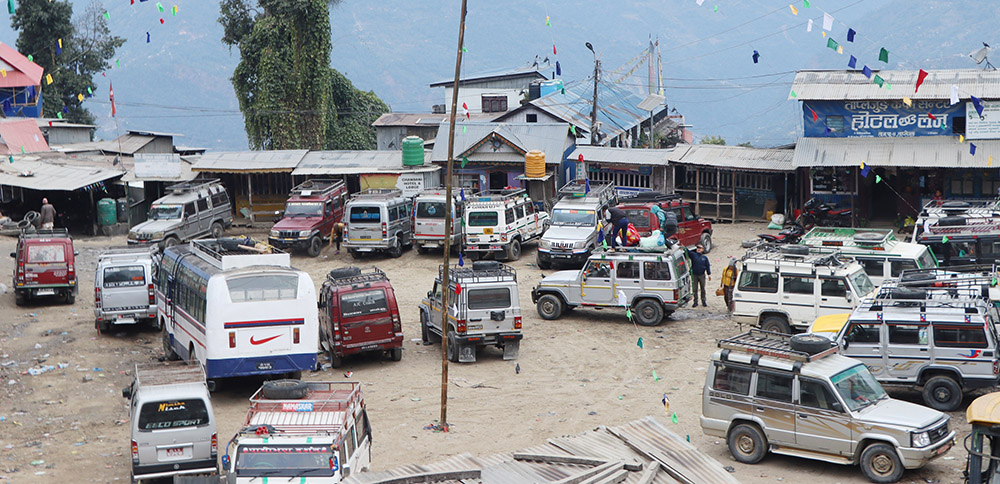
318;267;403;367
617;193;714;252
11;229;79;305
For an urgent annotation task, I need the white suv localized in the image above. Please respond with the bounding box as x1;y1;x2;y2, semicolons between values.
463;189;549;261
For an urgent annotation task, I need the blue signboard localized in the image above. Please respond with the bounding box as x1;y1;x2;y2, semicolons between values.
803;100;966;138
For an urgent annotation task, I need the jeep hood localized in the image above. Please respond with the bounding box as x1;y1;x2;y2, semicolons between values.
130;219;179;234
543;225;596;243
272;217;322;231
539;270;580;286
857;398;944;430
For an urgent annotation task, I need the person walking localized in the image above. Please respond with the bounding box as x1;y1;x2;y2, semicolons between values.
690;243;711;307
329;221;345;254
605;206;629;248
39;198;56;230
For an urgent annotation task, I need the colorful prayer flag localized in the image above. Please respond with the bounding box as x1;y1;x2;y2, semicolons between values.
789;4;798;15
77;93;84;102
752;50;760;63
972;95;985;117
942;236;949;243
915;69;928;93
860;162;871;178
103;10;109;20
827;38;838;50
109;82;116;117
637;337;643;349
809;106;818;122
903;96;912;106
950;85;959;105
960;135;965;143
927;113;937;120
803;0;810;6
807;18;813;32
847;28;856;42
878;47;889;63
461;156;468;168
545;15;550;26
556;61;561;76
7;0;12;15
45;73;52;85
789;90;797;99
822;12;833;30
873;75;884;87
837;45;843;54
875;174;882;183
848;55;857;68
971;143;977;155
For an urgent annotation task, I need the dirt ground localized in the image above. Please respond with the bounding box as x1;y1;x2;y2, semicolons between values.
0;222;971;484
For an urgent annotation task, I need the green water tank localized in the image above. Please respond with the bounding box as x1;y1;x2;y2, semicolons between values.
401;136;424;166
97;198;118;226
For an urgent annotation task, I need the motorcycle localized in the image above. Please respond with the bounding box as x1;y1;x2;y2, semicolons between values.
741;221;806;248
796;198;853;229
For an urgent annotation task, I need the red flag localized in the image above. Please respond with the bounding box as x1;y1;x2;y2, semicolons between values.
577;154;584;162
553;44;557;55
109;82;116;117
809;107;818;122
927;113;937;120
915;69;928;93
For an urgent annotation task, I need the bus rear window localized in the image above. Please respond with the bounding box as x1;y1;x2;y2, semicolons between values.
228;274;298;302
137;399;210;431
468;211;498;227
350;206;382;223
103;265;145;288
340;289;389;318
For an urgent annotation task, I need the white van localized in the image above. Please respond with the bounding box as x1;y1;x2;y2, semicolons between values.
463;188;549;261
94;247;157;334
411;187;468;253
798;227;937;285
343;189;412;258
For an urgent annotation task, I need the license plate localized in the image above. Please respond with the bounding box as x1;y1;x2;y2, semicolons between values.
358;248;373;252
166;447;184;457
936;442;952;455
35;288;55;296
257;361;273;370
556;254;571;258
483;228;493;235
360;344;379;351
116;316;136;325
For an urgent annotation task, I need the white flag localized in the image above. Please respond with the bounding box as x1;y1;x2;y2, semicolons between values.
696;0;705;5
618;290;628;307
822;12;833;31
950;85;960;105
807;18;813;32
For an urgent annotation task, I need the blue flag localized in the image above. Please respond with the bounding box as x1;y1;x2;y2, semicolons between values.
585;178;590;194
847;28;856;42
556;61;561;76
752;50;760;64
460;188;465;201
848;55;857;69
971;143;977;155
458;252;464;266
860;163;871;178
972;95;985;118
862;65;872;78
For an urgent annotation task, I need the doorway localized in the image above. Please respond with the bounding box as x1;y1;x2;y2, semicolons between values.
489;172;508;190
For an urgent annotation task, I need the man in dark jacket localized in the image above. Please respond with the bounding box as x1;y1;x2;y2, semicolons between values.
606;206;629;248
690;244;711;307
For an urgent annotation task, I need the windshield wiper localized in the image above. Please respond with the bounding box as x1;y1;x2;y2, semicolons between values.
287;468;327;481
248;469;284;482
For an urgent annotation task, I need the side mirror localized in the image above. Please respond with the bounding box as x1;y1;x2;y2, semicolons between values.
845;293;853;303
842;340;850;350
221;454;231;470
9;252;14;258
427;290;433;299
74;250;79;256
831;401;844;413
121;387;131;399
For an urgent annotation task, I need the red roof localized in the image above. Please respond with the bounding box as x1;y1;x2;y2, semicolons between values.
0;119;49;154
0;42;43;88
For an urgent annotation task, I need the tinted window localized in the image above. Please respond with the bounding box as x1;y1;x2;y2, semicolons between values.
515;204;525;219
197;198;209;212
888;324;927;345
467;287;511;310
468;211;498;227
643;261;672;281
228;274;298;302
417;201;446;219
844;323;881;344
505;208;515;225
682;206;696;221
350;206;381;223
738;271;778;293
583;260;612;279
184;202;196;217
756;372;793;402
934;325;989;348
858;258;885;277
782;276;814;295
211;192;226;207
103;265;145;288
712;364;751;395
340;289;389;318
617;261;640;279
624;209;650;228
389;206;399;221
137;399;209;431
799;378;840;411
890;259;919;277
820;277;847;297
26;244;65;263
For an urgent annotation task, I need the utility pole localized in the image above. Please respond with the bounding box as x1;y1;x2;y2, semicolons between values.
587;42;599;146
439;0;467;430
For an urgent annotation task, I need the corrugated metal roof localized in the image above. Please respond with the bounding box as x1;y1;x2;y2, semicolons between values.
372;112;496;127
430;122;574;164
570;146;684;166
94;134;156;155
0;42;43;88
292;150;438;175
430;64;548;87
524;79;665;142
673;144;795;172
343;416;737;484
0;155;123;191
790;69;1000;101
191;150;308;173
792;136;1000;168
0;118;49;154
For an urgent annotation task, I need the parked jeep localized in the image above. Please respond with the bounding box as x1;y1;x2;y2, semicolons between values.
532;245;693;326
11;228;79;305
128;179;233;249
318;266;403;367
463;188;549;261
617;192;713;251
268;179;348;257
536;180;617;269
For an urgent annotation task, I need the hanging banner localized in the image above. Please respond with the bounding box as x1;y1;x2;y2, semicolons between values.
966;101;1000;140
803;100;965;138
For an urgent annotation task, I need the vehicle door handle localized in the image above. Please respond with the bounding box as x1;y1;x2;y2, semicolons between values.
782;296;790;299
756;406;765;412
469;318;482;322
821;298;829;301
798;414;808;419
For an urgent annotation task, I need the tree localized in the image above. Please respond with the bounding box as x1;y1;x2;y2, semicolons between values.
737;141;753;148
700;135;726;145
220;0;388;150
11;0;124;124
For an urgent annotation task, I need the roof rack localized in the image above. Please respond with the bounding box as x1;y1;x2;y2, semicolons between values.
244;381;363;435
167;178;221;195
290;179;344;198
414;186;480;200
556;179;616;204
919;199;1000;217
98;247;157;261
864;282;990;312
742;246;848;268
467;188;527;203
898;265;998;287
920;219;1000;237
799;227;896;248
442;260;517;283
718;329;837;363
190;237;290;271
618;191;682;203
326;267;388;285
20;228;69;239
592;241;680;255
134;360;205;387
351;188;403;200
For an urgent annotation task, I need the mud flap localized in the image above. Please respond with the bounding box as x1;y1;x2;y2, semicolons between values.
458;344;477;363
502;341;520;360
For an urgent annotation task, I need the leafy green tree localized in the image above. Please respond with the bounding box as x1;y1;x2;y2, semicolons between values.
737;141;753;147
700;135;726;145
11;0;123;124
220;0;388;150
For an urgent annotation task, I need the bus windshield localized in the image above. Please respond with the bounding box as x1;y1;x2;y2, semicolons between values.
149;204;183;220
235;444;336;478
552;209;595;226
285;202;323;217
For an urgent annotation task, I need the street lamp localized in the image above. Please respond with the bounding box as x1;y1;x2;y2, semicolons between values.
586;42;599;146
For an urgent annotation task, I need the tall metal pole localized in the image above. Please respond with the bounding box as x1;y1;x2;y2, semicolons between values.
439;0;467;429
587;43;599;146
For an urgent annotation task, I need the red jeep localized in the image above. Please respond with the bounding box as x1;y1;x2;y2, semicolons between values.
11;228;79;305
268;179;348;257
318;267;403;367
616;193;714;252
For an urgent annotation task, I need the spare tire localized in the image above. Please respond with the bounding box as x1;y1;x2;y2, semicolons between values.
854;232;884;244
472;260;501;271
780;245;810;256
900;272;935;284
741;239;760;248
890;287;925;300
261;379;309;400
941;201;971;213
328;266;362;280
937;216;966;227
790;333;835;355
23;211;39;223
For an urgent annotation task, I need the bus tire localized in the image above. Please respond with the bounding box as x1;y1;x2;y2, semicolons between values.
306;236;322;257
162;326;180;361
262;379;308;399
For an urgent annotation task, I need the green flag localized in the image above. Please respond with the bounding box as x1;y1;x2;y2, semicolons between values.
875;174;882;183
873;75;884;87
827;38;838;50
569;125;576;135
461;156;468;168
671;412;678;424
942;236;949;243
7;0;13;15
636;337;643;349
7;155;12;164
20;146;24;154
461;46;467;53
625;308;632;320
878;47;889;63
103;10;110;20
790;90;798;98
713;5;718;12
803;0;810;6
652;370;659;381
56;112;63;120
26;54;32;62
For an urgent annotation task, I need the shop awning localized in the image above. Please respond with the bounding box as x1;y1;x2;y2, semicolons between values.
793;137;1000;168
0;158;123;191
191;150;308;173
292;150;438;175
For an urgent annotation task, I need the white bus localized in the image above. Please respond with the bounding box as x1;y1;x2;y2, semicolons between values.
156;238;318;380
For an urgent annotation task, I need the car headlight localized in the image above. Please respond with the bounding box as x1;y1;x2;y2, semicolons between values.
270;230;279;238
151;232;165;240
299;230;312;238
540;239;552;249
573;240;587;249
127;232;137;240
911;430;931;448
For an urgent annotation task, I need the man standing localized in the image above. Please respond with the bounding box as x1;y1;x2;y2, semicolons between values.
39;198;56;229
329;221;345;254
605;206;629;248
690;244;711;307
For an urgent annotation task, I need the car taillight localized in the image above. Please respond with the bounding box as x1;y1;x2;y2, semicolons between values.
391;313;401;333
673;289;678;302
382;222;387;238
994;359;998;375
229;331;236;348
131;440;139;463
332;319;341;340
457;319;467;333
514;316;522;329
211;433;218;456
293;327;300;344
16;261;24;281
95;287;101;308
148;284;155;305
501;233;508;242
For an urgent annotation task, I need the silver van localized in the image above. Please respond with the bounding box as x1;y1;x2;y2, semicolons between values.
412;187;467;253
122;361;217;483
128;179;233;249
701;330;954;483
344;189;412;258
94;247;157;333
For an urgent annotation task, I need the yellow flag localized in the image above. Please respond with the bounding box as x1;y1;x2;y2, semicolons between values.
837;45;843;54
45;73;52;85
58;38;62;49
960;134;965;143
903;96;912;106
822;31;827;38
77;93;84;102
859;161;866;170
1;69;6;78
990;156;994;166
789;4;798;15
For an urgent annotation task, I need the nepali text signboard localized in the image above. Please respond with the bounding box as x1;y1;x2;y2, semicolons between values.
803;100;965;138
966;101;1000;140
134;153;181;179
